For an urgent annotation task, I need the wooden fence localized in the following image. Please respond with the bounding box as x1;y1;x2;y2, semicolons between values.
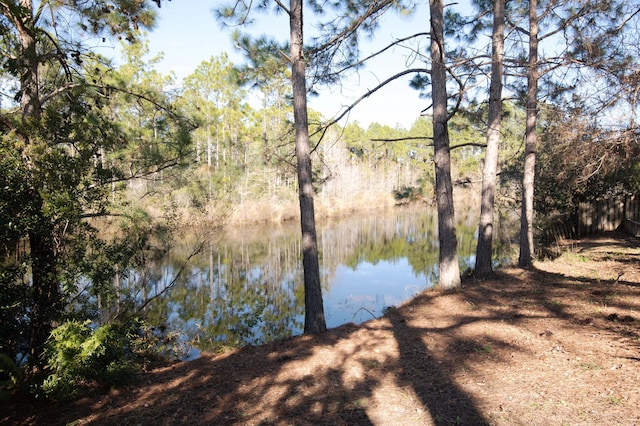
545;195;639;241
578;195;639;236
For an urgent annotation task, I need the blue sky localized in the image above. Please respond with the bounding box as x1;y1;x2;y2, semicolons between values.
143;0;432;129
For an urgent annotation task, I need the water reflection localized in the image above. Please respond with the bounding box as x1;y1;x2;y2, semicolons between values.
144;205;487;353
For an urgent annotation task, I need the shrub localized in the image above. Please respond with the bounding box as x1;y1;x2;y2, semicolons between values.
41;318;160;401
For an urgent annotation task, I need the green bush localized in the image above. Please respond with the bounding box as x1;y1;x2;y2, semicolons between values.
41;318;160;401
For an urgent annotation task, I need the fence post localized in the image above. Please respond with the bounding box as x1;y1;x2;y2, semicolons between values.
579;202;590;236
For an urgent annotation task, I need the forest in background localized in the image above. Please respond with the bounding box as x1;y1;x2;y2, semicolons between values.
120;42;525;226
1;0;638;402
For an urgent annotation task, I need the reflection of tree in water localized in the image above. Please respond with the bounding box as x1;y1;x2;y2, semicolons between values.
321;206;436;272
333;204;513;283
142;203;515;353
336;207;468;283
145;231;307;352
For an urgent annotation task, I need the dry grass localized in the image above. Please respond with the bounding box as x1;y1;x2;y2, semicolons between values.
227;192;399;225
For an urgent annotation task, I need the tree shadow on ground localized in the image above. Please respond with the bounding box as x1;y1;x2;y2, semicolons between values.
6;315;501;425
388;314;491;425
3;233;640;425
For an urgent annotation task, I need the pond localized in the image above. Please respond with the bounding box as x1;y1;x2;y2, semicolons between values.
139;204;510;357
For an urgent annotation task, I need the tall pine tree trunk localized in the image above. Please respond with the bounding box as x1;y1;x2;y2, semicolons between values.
290;0;327;334
519;0;538;268
475;0;505;277
430;0;460;290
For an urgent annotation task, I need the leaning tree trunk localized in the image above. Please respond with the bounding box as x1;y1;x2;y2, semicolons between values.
519;0;538;268
475;0;505;277
290;0;327;334
430;0;460;290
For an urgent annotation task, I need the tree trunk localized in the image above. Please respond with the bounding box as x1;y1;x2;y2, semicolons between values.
28;208;59;367
207;124;212;168
519;0;538;268
430;0;460;290
475;0;505;277
290;0;327;334
16;0;40;120
13;0;61;368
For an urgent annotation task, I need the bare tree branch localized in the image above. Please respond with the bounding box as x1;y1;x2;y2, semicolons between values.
312;67;429;142
273;0;289;15
371;136;434;142
309;0;399;55
317;31;430;80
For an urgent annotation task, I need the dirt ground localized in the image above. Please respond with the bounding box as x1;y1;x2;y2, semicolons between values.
2;232;640;425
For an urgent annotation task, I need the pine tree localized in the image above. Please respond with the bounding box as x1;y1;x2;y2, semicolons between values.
0;0;190;368
475;0;505;276
429;0;461;289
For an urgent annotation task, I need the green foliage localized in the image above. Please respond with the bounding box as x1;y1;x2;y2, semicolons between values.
177;53;250;206
0;270;29;364
393;186;422;203
1;0;192;371
0;353;23;402
0;137;30;358
40;318;166;401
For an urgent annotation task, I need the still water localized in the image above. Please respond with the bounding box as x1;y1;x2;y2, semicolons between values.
143;205;489;355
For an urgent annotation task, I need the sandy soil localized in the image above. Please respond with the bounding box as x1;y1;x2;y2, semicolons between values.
2;232;639;425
